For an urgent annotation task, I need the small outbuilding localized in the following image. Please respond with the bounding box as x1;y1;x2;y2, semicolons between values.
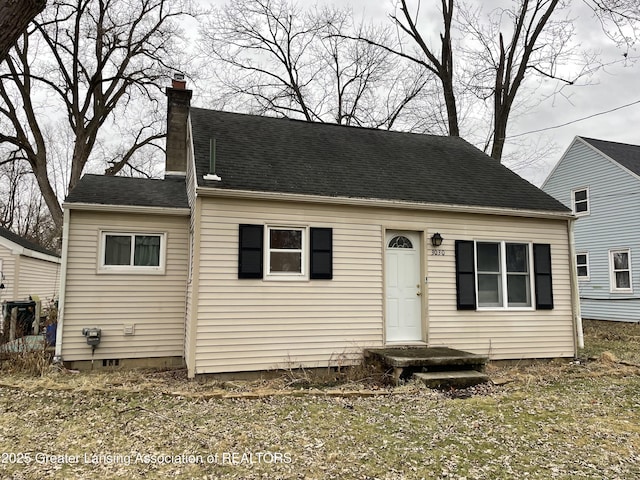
0;226;60;303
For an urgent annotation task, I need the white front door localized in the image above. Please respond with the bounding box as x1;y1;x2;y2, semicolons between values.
385;231;422;342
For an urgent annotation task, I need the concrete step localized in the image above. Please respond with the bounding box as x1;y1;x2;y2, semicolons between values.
414;370;490;389
365;347;488;369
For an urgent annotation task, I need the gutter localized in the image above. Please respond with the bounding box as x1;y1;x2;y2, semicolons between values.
0;237;60;264
63;202;190;216
54;208;71;360
196;186;573;221
567;218;584;350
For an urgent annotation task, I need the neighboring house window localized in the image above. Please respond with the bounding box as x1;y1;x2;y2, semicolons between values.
576;253;589;279
238;225;333;280
572;187;589;215
100;232;165;273
455;240;553;311
476;242;532;309
267;227;305;278
610;249;632;292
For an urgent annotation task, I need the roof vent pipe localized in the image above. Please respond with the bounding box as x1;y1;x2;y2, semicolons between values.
203;137;222;181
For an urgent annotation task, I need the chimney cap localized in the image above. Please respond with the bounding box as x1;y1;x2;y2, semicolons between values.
171;72;186;90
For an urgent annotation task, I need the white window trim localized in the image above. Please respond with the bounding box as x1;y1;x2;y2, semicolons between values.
98;231;167;274
475;240;536;311
609;248;632;293
576;252;590;280
264;226;308;281
571;187;590;216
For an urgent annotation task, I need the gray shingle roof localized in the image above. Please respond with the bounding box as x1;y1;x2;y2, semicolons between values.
191;108;569;213
581;137;640;176
0;226;59;258
65;174;189;209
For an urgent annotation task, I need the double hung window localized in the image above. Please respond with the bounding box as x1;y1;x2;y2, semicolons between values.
576;253;589;279
572;188;589;215
267;227;305;277
610;249;632;292
476;242;532;309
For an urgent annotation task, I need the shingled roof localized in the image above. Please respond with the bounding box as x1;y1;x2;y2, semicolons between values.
65;175;189;210
0;226;59;258
581;137;640;176
191;108;569;213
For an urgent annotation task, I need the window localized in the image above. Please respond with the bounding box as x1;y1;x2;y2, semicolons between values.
576;253;589;279
388;235;413;249
610;249;632;292
477;242;502;307
100;232;164;273
572;187;589;216
456;240;552;311
266;227;306;278
475;241;532;309
238;225;333;280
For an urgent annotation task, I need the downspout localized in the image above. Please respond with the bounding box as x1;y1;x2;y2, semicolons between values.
54;208;71;361
567;217;584;351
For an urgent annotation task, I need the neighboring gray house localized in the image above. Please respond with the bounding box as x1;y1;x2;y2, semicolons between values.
543;137;640;322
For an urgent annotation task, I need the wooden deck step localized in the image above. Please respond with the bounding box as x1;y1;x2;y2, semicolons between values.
414;370;490;389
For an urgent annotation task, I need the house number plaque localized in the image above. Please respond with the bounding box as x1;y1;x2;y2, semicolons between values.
431;249;446;256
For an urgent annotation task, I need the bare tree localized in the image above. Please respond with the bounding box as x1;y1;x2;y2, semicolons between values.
346;0;638;161
0;0;46;62
0;158;59;252
199;0;427;129
0;0;193;228
318;8;429;129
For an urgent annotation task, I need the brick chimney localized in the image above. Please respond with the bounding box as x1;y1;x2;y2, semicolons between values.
165;73;192;176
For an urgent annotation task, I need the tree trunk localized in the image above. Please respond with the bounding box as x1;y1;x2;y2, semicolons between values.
442;76;459;137
31;161;63;229
0;0;46;62
491;115;508;161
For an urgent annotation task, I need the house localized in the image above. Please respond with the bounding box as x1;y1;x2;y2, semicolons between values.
543;136;640;323
0;226;61;303
55;78;582;377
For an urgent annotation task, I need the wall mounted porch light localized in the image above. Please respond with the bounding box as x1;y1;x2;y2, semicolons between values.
431;232;443;247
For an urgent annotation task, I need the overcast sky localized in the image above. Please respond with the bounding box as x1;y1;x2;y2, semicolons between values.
201;0;640;186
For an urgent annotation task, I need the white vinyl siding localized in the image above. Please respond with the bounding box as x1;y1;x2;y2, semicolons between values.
0;244;16;300
16;256;60;302
192;196;575;374
184;124;198;375
0;244;60;302
60;210;189;362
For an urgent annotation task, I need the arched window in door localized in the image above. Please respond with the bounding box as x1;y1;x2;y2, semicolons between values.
388;235;413;249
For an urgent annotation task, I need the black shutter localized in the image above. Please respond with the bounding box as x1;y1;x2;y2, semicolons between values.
310;228;332;279
455;240;476;310
238;224;263;279
533;243;554;309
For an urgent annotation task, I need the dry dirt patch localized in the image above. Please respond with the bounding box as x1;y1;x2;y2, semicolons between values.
0;321;639;479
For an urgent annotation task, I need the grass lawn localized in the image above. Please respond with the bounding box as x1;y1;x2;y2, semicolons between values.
0;320;638;479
